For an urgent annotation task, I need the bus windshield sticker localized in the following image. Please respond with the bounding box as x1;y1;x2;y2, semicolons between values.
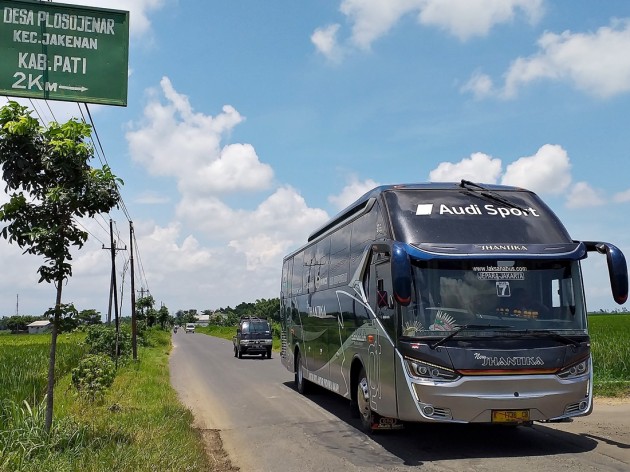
473;264;527;281
415;203;541;218
496;281;511;297
429;311;457;331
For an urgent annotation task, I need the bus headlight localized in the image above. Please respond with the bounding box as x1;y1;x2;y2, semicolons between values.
557;359;590;379
405;357;460;382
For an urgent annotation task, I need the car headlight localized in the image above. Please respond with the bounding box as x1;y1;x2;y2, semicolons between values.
557;358;590;379
405;357;460;382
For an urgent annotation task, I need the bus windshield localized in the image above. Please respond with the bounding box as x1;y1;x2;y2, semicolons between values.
400;258;586;338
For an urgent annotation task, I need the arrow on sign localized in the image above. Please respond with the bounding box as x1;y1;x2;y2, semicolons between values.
58;85;89;92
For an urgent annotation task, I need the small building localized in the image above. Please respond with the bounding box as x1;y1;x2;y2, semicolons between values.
27;320;52;334
195;314;210;327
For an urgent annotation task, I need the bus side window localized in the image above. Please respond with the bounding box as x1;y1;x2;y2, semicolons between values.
292;253;303;296
315;236;330;291
330;224;351;287
349;211;377;275
303;245;316;294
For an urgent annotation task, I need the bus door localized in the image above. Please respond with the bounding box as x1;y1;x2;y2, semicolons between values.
367;254;398;419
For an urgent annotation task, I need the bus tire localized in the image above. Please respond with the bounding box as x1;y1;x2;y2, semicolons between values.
238;347;243;359
267;348;272;359
295;351;309;395
233;346;237;357
357;367;374;433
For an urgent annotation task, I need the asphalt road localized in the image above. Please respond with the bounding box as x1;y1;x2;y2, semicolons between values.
170;331;630;472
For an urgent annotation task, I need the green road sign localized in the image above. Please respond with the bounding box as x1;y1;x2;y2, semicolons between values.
0;0;129;106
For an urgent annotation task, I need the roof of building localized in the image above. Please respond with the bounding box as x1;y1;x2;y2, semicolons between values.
27;320;52;327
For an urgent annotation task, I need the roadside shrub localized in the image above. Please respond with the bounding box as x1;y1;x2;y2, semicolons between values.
84;324;132;359
71;354;115;402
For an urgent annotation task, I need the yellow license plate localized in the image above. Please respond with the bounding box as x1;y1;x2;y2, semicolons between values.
491;409;530;423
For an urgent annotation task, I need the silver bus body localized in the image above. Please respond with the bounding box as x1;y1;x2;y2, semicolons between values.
280;182;627;429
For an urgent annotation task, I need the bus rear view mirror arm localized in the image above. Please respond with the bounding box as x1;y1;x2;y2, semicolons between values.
583;241;628;305
392;242;412;306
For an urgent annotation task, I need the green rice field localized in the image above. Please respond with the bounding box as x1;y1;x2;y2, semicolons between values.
588;314;630;396
0;333;87;405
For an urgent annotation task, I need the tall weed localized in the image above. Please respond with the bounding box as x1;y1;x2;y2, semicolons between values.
0;397;90;471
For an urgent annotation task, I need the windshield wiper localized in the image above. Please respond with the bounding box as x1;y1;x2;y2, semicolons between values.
459;179;531;214
517;329;581;347
430;324;509;350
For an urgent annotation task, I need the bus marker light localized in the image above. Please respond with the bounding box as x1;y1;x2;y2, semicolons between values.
367;334;375;344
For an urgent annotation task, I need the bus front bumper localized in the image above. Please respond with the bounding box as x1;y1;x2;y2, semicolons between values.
398;373;592;424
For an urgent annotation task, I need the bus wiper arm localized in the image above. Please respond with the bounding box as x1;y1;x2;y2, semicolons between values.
519;329;581;347
459;179;531;214
430;324;508;350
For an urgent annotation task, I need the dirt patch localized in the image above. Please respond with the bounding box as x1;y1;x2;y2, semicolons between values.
199;429;239;471
594;395;630;405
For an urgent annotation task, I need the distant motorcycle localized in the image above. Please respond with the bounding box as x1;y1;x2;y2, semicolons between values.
173;326;178;333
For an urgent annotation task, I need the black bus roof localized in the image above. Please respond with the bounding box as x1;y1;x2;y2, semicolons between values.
308;182;528;243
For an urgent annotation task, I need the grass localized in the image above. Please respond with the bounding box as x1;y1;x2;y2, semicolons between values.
0;328;211;472
589;314;630;397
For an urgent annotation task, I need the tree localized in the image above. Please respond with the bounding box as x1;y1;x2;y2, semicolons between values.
157;305;170;329
77;308;103;325
136;294;155;327
0;101;122;432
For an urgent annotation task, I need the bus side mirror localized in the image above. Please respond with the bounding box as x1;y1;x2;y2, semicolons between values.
391;242;412;306
585;241;628;305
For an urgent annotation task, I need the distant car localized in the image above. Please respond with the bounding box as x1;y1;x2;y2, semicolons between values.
185;323;196;333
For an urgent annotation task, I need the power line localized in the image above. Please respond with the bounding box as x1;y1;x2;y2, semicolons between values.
84;104;132;222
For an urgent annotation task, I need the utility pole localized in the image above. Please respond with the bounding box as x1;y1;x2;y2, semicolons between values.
102;219;126;368
130;221;137;360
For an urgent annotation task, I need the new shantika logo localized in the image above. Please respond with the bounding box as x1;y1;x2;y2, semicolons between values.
478;244;528;251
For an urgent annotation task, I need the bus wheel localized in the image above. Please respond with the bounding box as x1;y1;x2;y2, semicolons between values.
295;351;309;395
357;368;374;433
233;346;237;357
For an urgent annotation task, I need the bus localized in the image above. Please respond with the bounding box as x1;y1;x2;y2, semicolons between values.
279;181;628;432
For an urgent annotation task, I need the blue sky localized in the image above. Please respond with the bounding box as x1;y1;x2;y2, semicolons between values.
2;0;630;318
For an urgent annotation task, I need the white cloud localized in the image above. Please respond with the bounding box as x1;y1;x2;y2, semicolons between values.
135;191;171;205
417;0;543;41
195;144;274;193
460;71;495;99
175;186;328;243
127;77;273;196
328;177;380;210
613;189;630;203
311;24;344;62
501;144;571;194
429;152;502;183
58;0;167;38
566;182;606;209
501;19;630;99
426;145;617;212
323;0;543;55
121;77;335;310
